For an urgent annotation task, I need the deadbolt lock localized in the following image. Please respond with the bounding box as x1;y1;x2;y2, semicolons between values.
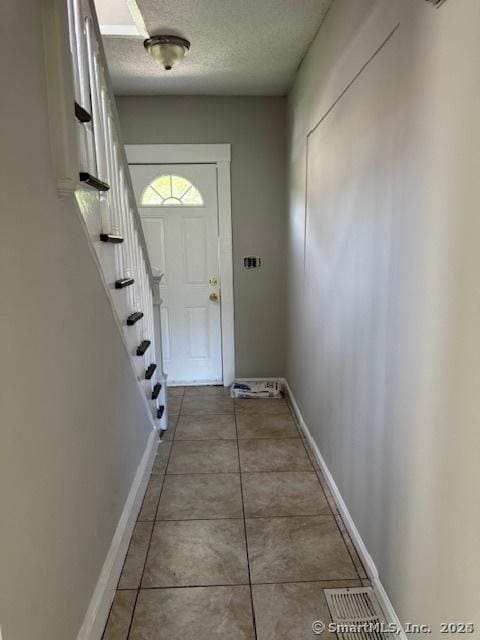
209;276;218;286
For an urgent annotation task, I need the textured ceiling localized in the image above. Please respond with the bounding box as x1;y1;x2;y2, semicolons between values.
95;0;333;95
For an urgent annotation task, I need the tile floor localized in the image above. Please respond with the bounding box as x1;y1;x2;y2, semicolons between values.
102;386;370;639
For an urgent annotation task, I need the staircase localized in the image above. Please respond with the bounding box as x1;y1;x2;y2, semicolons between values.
64;0;168;432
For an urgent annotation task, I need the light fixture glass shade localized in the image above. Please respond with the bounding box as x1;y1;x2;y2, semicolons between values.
144;35;190;71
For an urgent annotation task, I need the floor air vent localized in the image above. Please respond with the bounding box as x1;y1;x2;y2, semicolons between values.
325;587;392;639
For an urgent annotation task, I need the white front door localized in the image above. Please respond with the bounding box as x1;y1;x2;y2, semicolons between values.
130;164;223;385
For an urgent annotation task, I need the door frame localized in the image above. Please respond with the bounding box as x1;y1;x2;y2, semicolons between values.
126;144;235;386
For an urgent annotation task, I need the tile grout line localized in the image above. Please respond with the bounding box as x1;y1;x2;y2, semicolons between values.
234;404;258;640
140;513;336;523
125;388;183;640
165;467;317;473
112;391;365;638
284;393;367;582
286;399;362;568
174;436;301;441
120;577;367;590
276;401;363;581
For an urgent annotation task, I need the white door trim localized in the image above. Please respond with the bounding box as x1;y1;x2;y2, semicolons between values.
126;144;235;387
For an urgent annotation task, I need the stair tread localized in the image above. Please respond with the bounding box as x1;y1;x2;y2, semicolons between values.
100;233;124;244
145;363;157;380
115;277;134;289
79;172;110;192
151;383;162;400
75;102;92;123
127;312;143;326
136;340;151;356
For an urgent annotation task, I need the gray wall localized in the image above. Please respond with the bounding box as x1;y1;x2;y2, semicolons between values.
0;2;153;638
287;0;480;631
116;96;287;378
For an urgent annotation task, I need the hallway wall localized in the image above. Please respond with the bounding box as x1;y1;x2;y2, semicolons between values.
286;0;480;631
116;96;287;378
0;2;154;639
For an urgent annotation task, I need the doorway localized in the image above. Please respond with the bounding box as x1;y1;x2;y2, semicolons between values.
127;145;234;387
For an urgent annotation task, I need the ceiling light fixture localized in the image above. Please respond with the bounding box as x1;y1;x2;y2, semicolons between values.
144;35;190;71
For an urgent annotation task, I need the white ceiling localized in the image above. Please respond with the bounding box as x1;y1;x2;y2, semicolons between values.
94;0;333;96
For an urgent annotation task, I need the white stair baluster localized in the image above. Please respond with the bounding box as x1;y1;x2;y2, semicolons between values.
66;0;164;429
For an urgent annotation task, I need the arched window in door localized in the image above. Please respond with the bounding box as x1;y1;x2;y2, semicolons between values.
141;174;204;206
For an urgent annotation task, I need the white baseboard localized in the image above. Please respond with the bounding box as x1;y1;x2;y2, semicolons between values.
76;428;159;640
283;380;407;640
168;379;223;387
234;377;286;382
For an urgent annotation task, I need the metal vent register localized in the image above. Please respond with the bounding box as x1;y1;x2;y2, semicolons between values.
324;587;393;639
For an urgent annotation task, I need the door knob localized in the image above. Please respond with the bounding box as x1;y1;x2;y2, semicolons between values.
209;292;219;302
